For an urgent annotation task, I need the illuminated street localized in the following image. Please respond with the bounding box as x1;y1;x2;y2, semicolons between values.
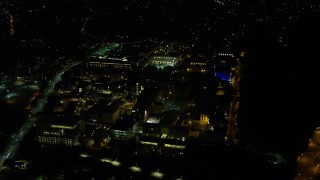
0;61;83;172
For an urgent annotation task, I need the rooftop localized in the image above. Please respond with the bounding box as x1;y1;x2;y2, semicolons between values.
38;115;80;128
111;115;136;131
87;99;122;114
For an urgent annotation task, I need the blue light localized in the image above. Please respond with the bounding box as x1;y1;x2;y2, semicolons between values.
215;72;231;82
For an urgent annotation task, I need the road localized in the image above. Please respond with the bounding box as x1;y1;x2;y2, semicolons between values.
226;58;241;144
227;100;239;144
0;61;83;171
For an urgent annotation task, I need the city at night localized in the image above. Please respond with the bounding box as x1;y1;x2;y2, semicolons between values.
1;0;320;179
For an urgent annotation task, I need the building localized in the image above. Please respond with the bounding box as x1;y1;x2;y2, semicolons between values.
184;57;212;73
181;108;210;138
132;87;162;122
36;115;83;147
109;116;140;142
84;99;122;124
149;56;178;68
42;95;80;114
87;57;132;70
136;110;188;156
86;42;143;70
92;79;126;98
137;136;186;156
141;122;162;138
35;94;84;147
214;52;235;82
214;71;231;82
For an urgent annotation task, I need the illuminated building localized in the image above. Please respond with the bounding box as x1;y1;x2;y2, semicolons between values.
36;115;83;147
109;116;141;142
36;95;83;146
87;57;132;70
149;56;178;68
214;52;235;82
86;42;144;70
200;114;210;126
137;111;188;156
184;57;212;73
108;116;143;151
214;72;231;82
217;53;234;58
182;110;211;138
135;82;144;96
137;136;186;156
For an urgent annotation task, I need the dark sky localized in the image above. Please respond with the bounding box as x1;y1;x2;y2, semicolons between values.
239;13;320;159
